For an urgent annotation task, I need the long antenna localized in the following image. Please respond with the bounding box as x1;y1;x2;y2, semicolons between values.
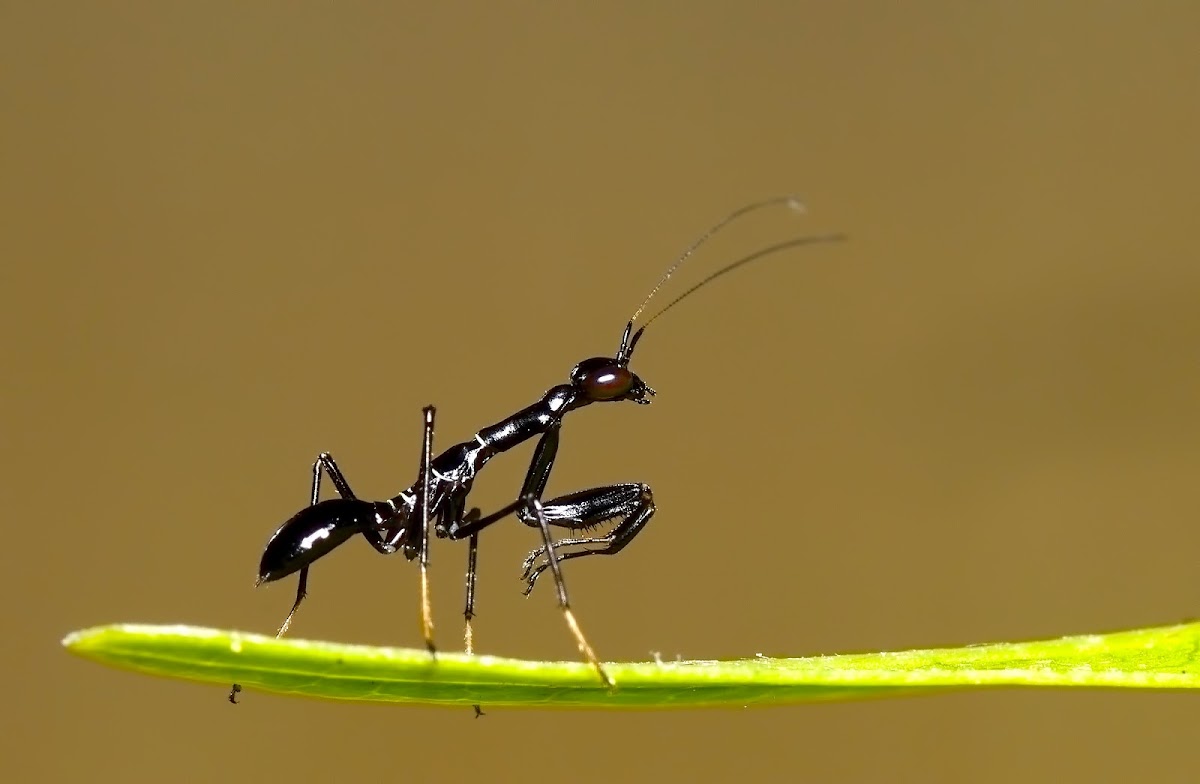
616;196;841;365
637;233;847;332
627;195;806;326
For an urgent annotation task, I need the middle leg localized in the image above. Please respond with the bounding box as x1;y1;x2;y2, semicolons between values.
417;406;437;655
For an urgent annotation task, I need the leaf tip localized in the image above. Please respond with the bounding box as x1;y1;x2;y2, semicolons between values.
62;625;105;654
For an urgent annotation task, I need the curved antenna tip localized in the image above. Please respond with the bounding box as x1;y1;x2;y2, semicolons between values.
626;195;810;326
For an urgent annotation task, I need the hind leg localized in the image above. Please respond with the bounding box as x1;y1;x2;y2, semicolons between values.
231;452;357;704
271;453;358;635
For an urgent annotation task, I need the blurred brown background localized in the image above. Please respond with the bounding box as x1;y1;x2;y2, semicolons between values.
3;2;1199;781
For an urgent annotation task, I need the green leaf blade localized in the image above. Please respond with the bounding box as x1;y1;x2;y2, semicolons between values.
62;622;1200;708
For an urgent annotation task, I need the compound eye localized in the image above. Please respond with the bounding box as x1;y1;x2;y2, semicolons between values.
582;365;633;401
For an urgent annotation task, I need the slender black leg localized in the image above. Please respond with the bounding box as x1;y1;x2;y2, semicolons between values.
524;494;613;687
418;406;437;655
463;527;484;717
273;453;357;635
463;530;480;654
445;425;613;686
231;453;357;703
519;483;655;595
312;451;355;503
273;564;310;637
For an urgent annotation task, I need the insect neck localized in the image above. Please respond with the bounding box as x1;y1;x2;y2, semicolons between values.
474;384;581;455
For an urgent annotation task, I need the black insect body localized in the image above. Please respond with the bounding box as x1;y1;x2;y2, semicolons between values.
237;197;842;699
257;341;654;683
